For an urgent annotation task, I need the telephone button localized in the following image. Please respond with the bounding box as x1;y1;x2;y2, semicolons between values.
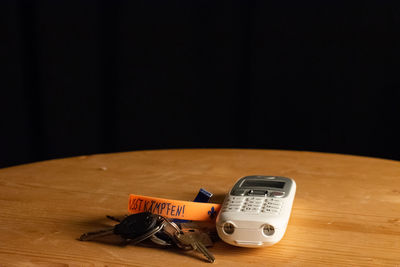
265;202;281;208
266;198;282;204
269;191;285;198
262;208;280;214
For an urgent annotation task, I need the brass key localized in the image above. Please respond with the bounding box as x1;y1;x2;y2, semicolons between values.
175;231;215;263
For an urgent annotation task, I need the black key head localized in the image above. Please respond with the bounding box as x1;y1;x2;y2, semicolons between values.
113;212;158;239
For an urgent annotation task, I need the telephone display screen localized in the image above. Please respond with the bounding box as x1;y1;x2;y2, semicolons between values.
241;180;285;189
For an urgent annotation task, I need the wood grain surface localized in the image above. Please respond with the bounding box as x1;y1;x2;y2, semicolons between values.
0;149;399;266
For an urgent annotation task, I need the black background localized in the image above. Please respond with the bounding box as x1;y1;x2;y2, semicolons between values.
1;1;400;168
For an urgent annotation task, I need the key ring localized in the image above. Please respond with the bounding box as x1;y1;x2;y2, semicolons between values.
148;215;180;246
151;215;192;250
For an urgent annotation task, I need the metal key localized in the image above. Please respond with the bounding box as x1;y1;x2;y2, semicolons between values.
179;223;215;247
175;231;215;263
180;231;213;247
79;212;161;244
150;218;216;262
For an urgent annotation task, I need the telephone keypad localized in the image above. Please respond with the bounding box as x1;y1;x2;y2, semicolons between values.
222;196;283;214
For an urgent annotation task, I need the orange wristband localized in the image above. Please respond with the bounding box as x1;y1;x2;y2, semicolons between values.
128;194;221;221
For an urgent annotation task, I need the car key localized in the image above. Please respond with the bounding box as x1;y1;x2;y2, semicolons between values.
175;231;215;263
79;212;160;242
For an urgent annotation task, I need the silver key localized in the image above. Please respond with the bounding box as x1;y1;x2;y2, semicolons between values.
175;231;215;263
79;228;114;241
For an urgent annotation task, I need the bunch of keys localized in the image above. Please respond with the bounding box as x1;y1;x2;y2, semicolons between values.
79;212;215;263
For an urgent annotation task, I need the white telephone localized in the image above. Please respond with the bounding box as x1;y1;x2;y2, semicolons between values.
216;175;296;247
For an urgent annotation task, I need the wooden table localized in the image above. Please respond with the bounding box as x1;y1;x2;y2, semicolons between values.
0;149;399;266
